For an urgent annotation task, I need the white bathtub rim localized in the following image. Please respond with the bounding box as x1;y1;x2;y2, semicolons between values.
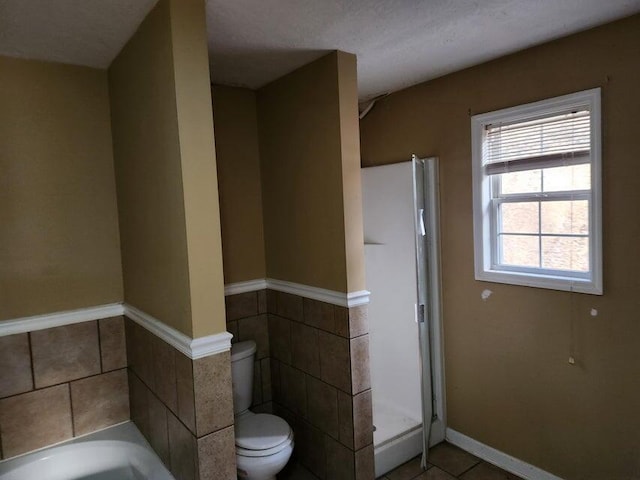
0;421;172;480
0;441;155;479
0;421;132;465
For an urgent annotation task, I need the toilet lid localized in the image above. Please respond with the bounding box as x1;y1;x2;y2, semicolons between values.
235;414;291;451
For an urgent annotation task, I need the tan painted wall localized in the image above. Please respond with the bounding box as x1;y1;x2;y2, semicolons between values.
109;0;225;337
360;15;640;480
168;0;226;338
336;52;366;293
257;51;365;293
212;86;266;284
0;56;123;320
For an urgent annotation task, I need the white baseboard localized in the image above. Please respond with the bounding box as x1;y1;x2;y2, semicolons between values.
445;428;564;480
224;278;370;307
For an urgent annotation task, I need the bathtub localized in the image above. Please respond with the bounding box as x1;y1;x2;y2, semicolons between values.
0;422;174;480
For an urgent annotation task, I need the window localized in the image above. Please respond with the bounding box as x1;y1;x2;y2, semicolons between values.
471;89;602;294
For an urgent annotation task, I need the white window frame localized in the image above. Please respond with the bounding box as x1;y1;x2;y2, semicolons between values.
471;88;602;294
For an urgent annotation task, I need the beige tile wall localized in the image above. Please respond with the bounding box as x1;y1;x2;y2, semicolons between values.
225;290;272;413
266;289;375;480
0;312;237;477
224;288;375;478
125;318;236;480
0;317;129;459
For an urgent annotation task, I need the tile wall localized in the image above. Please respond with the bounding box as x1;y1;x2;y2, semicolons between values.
0;317;129;459
225;289;375;480
1;293;375;479
224;290;271;412
125;319;236;480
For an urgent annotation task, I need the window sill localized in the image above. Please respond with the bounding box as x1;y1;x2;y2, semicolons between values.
475;268;602;295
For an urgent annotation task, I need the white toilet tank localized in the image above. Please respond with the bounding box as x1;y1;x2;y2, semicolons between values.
230;340;257;415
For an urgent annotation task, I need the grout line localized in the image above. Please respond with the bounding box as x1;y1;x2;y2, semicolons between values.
3;329;118;402
163;408;171;471
350;331;369;340
0;368;126;402
27;332;36;390
170;351;180;421
383;452;496;480
236;318;242;343
254;290;259;316
68;382;75;437
189;356;197;437
131;368;199;439
255;359;263;405
273;351;354;396
267;310;359;340
96;319;104;373
456;459;483;478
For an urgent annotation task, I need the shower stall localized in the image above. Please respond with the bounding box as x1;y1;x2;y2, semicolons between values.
362;157;446;477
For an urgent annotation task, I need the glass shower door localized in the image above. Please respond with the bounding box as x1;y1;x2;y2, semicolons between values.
362;158;445;478
412;156;445;466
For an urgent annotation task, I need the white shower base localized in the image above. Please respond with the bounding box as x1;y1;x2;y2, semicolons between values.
373;401;423;477
373;401;420;446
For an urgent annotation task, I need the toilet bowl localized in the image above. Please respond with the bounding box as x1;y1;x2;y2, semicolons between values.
231;340;293;480
235;411;294;479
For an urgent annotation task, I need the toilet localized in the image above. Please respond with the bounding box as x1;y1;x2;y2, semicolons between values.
231;340;294;480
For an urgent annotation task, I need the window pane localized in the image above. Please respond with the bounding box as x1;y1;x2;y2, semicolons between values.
500;235;539;267
543;164;591;192
500;202;539;234
500;170;541;194
541;200;589;234
542;237;589;272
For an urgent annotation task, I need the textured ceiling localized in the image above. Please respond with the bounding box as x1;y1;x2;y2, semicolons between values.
1;1;638;99
0;0;158;68
206;0;640;100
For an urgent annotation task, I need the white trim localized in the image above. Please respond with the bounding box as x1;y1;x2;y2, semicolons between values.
223;278;371;307
224;279;268;296
471;88;602;295
0;303;125;337
346;290;371;307
0;303;232;359
123;304;232;359
266;278;370;307
445;428;565;480
375;426;423;477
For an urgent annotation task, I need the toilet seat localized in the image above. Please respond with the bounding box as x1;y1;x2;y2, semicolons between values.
235;414;293;458
236;433;293;458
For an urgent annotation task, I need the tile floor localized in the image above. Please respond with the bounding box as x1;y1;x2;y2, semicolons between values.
278;442;524;480
278;461;320;480
379;442;523;480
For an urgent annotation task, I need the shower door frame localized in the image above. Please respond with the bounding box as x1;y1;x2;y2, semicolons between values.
412;156;447;458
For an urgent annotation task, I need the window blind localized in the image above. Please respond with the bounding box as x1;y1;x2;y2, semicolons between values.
484;109;591;175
